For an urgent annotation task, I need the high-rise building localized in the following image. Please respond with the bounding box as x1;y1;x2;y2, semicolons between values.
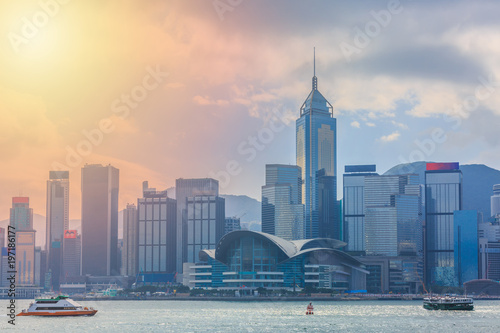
45;170;69;290
262;164;304;240
137;182;177;279
296;54;337;239
224;217;241;234
185;195;225;263
343;165;378;253
425;162;462;287
62;230;81;279
364;174;422;257
453;210;479;286
81;164;119;276
317;169;339;240
10;197;36;286
122;203;138;276
0;228;4;285
491;184;500;218
175;178;218;274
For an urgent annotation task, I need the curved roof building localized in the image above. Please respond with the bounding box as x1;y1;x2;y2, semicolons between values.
184;230;368;291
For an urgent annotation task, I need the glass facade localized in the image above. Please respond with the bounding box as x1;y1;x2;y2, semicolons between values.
185;231;367;291
262;164;304;240
342;167;379;252
296;75;337;239
175;178;219;274
224;217;241;235
185;195;224;264
454;210;479;286
137;187;176;276
425;168;462;286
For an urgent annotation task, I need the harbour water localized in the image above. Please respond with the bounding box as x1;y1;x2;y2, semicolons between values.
2;299;500;332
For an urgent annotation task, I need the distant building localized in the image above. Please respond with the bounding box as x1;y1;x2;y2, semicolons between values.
425;162;462;287
0;227;4;283
261;164;304;240
137;182;177;282
185;195;225;264
62;230;81;279
224;217;241;234
122;203;138;276
478;221;500;281
10;197;36;286
343;165;378;253
45;171;69;290
0;248;8;287
296;60;337;239
184;230;367;291
453;210;479;285
364;174;422;257
491;184;500;217
175;178;219;274
81;164;119;276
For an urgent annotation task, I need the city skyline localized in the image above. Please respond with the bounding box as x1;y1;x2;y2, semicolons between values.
2;0;500;222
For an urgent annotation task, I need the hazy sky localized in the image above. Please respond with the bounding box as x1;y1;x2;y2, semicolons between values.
1;0;500;219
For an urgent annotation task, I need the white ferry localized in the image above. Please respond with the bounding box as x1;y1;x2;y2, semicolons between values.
17;295;97;317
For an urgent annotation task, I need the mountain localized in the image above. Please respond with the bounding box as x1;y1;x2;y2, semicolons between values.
384;162;500;221
221;194;261;231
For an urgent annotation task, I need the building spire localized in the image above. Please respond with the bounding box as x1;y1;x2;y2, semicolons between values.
312;47;318;90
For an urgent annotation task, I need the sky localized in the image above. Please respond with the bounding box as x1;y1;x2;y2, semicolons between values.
1;0;500;220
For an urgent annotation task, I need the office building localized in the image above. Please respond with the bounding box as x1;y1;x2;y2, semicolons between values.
296;55;337;239
224;217;241;234
10;197;36;286
343;165;378;253
453;210;479;285
262;164;304;240
175;178;218;274
81;164;119;276
492;184;500;217
62;230;81;279
425;162;462;287
185;195;225;264
137;182;177;282
45;170;69;289
122;203;138;276
364;174;422;257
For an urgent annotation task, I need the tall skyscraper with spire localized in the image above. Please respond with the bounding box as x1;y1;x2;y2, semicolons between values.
296;49;337;239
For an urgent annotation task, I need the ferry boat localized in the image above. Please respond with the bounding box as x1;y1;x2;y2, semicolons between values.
423;295;474;311
17;295;97;317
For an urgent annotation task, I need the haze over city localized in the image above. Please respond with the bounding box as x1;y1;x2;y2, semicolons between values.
1;0;500;221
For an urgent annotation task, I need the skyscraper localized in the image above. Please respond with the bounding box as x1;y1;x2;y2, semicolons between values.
62;230;81;279
453;210;479;286
343;165;378;253
10;197;36;286
364;174;421;257
296;52;337;239
175;178;219;274
46;170;69;289
491;184;500;217
137;182;177;280
122;203;138;276
185;195;225;263
425;162;462;287
81;164;119;276
261;164;304;240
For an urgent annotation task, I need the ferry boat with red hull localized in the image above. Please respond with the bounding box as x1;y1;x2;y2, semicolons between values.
17;295;97;317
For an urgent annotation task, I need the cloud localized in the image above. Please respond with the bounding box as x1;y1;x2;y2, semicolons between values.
366;122;376;127
350;121;360;128
391;120;408;129
193;95;230;106
380;131;401;142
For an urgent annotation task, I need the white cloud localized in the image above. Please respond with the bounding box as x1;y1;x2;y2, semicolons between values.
193;95;229;106
380;131;400;142
366;122;376;127
350;121;360;128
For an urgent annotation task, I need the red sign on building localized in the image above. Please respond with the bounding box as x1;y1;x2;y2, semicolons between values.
64;230;78;239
